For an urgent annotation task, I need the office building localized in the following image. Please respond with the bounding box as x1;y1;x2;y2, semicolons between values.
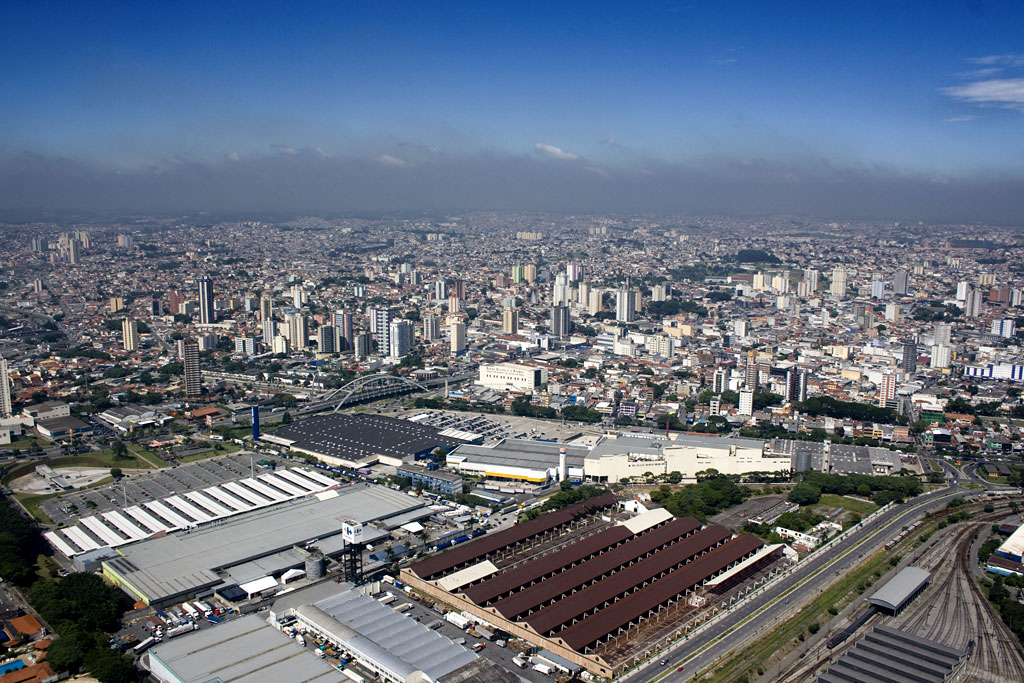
893;269;909;295
317;325;337;354
550;305;570;338
733;320;747;338
785;368;807;403
651;283;668;302
434;279;447;301
122;318;139;352
552;273;570;306
389;319;413;358
901;340;917;374
738;390;754;416
502;307;519;334
272;335;289;355
615;282;636;323
964;288;983;318
0;358;11;419
198;277;214;325
422;313;440;341
477;363;548;393
234;336;257;355
68;239;80;265
259;294;273;321
523;264;537;283
333;311;353;350
353;332;372;360
262;318;277;345
588;289;603;315
930;344;951;369
370;307;393;354
879;373;897;407
830;267;847;297
287;313;308;350
745;350;759;391
712;368;728;394
450;321;467;354
183;339;201;398
991;319;1016;339
803;268;819;292
871;278;885;299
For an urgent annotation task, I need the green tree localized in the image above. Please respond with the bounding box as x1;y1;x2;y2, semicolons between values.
109;468;122;480
788;482;822;506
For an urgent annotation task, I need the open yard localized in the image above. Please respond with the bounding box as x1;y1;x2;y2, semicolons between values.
816;494;879;517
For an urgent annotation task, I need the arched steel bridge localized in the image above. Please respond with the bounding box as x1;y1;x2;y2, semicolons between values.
318;373;427;411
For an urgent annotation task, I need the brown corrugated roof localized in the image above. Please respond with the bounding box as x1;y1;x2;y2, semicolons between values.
493;516;702;620
558;534;764;651
463;525;634;605
524;524;733;635
410;491;618;580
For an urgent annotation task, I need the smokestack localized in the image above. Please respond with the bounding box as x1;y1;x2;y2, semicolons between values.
559;446;567;482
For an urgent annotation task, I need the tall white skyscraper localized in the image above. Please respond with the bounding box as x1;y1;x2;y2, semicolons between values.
287;313;308;349
588;289;603;316
956;281;969;301
370;307;394;353
893;269;909;295
738;389;754;416
552;273;570;306
871;277;885;299
422;313;440;341
389;319;413;358
0;358;11;418
830;267;847;297
615;281;636;323
449;321;467;354
930;344;951;369
934;322;951;346
803;268;819;292
964;288;983;318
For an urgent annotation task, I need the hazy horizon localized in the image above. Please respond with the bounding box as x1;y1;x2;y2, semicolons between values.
2;2;1023;223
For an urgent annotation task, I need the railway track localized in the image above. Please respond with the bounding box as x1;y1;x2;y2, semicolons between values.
777;504;1024;682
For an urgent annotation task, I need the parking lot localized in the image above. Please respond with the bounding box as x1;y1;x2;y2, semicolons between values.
408;411;586;445
40;452;290;526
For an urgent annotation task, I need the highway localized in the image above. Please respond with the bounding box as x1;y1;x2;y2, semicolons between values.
629;485;967;683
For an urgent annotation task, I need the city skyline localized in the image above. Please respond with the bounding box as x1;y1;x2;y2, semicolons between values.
2;2;1024;221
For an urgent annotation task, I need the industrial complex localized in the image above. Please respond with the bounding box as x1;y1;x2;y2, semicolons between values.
401;491;783;678
445;431;793;484
99;482;430;606
143;581;518;683
263;413;466;469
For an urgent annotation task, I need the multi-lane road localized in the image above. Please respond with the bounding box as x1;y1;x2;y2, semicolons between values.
629;484;968;682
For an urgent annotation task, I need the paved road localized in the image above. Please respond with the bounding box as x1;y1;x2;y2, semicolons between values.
629;485;967;683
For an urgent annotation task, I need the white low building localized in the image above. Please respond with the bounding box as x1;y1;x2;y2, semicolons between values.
476;362;547;393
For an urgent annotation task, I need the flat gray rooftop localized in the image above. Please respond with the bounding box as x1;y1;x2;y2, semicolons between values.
104;483;425;603
450;439;589;467
146;613;346;683
276;583;476;681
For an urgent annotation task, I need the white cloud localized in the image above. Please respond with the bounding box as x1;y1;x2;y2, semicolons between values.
968;54;1024;67
945;115;979;123
942;78;1024;109
534;143;579;160
227;151;240;162
376;154;407;167
273;145;298;156
583;165;610;178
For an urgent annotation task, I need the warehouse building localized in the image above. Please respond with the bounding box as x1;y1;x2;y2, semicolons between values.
995;523;1024;564
264;413;464;469
143;613;347;683
395;463;464;495
401;494;780;677
867;567;930;615
447;432;791;485
102;483;430;606
268;582;515;683
447;439;589;483
817;624;967;683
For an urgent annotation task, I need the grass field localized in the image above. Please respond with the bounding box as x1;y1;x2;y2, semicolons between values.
126;444;168;469
817;494;879;517
0;437;47;451
177;442;242;463
1;450;154;485
13;491;61;524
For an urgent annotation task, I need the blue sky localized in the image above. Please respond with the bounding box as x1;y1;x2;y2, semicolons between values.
1;1;1023;218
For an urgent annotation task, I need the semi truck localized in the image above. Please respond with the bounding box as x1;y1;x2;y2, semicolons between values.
445;612;471;629
180;603;200;621
133;637;157;655
377;594;397;605
393;603;413;613
167;623;196;638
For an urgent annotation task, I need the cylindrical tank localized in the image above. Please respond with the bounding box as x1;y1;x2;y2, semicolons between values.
305;553;325;580
559;447;567;482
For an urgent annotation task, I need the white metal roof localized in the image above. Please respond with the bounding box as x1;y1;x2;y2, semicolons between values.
997;524;1024;559
868;566;930;611
619;507;674;534
240;575;279;596
436;560;499;592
